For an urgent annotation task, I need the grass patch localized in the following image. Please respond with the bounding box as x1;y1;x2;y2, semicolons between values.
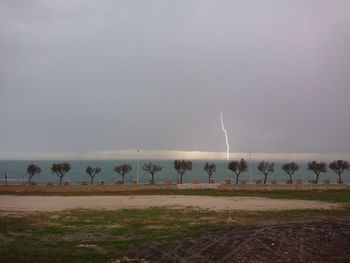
0;208;224;263
1;204;350;263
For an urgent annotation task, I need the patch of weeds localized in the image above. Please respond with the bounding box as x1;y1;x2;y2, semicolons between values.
1;206;350;263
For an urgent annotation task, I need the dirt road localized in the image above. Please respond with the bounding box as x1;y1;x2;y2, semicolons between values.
0;195;340;212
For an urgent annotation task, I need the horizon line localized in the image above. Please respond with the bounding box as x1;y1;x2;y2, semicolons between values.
0;149;349;161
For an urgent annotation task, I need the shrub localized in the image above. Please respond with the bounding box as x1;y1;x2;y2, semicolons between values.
80;180;89;185
296;179;303;184
240;180;247;185
323;178;330;184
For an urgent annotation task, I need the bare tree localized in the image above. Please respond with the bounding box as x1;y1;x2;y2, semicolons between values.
227;159;248;184
51;163;71;186
85;166;102;185
281;162;299;184
307;161;327;184
114;164;132;184
257;161;275;184
174;160;192;184
26;164;41;185
204;162;216;183
143;162;162;184
329;160;349;184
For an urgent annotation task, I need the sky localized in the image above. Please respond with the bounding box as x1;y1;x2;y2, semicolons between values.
1;0;350;160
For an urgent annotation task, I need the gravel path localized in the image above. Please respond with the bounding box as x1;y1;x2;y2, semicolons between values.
0;195;340;212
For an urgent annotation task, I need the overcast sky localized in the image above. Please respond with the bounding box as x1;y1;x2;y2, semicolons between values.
1;0;350;160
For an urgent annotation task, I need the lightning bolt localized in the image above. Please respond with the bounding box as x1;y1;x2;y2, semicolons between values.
220;110;230;160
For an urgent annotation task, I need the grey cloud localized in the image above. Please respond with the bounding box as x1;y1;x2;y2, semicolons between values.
1;0;350;158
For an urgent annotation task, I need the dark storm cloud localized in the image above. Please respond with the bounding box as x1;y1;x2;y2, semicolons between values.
1;0;350;159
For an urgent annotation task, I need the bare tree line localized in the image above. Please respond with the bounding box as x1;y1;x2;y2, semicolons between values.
13;159;350;186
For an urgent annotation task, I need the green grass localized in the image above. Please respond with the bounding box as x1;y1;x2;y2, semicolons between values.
1;189;350;262
0;208;226;263
1;203;350;263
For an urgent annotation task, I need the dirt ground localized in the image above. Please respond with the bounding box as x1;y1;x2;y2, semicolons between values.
129;220;350;263
0;195;340;212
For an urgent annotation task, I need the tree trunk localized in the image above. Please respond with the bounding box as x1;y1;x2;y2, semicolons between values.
264;174;267;184
151;174;154;184
122;175;124;184
315;174;319;184
236;174;239;185
289;174;292;184
180;173;183;184
208;174;211;183
28;175;32;185
90;176;94;185
338;173;342;184
59;176;63;186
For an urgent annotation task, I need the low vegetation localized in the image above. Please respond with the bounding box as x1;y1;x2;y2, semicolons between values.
0;190;349;262
0;205;349;262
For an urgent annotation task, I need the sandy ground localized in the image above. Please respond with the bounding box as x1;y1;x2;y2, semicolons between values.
0;195;341;212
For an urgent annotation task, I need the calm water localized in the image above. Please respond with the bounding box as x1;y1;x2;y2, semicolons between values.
0;160;348;185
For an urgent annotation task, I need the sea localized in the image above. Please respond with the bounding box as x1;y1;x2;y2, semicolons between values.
0;160;348;185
